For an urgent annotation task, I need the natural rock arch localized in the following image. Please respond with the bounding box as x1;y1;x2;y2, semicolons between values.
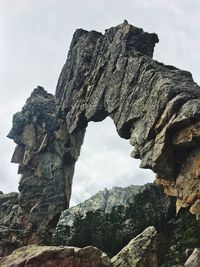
3;21;200;254
70;117;154;206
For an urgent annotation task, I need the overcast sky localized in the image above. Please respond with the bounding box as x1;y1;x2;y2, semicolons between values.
1;0;200;206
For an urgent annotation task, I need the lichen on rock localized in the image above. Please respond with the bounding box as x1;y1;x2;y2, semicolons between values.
111;226;158;267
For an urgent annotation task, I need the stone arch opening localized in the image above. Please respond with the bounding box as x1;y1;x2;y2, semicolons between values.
70;117;155;206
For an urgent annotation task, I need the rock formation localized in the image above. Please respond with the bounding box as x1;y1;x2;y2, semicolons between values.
0;192;20;256
2;20;200;259
53;183;174;257
55;20;200;218
0;227;157;267
54;21;200;217
0;245;111;267
184;248;200;267
6;87;84;247
111;226;158;267
1;225;199;267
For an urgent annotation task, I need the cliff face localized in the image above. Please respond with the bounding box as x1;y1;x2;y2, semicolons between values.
53;184;173;257
54;21;200;218
6;88;84;247
2;21;200;257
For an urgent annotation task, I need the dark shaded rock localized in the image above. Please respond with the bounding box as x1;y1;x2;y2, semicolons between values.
111;226;158;267
0;245;111;267
0;192;23;256
53;183;174;257
0;192;18;221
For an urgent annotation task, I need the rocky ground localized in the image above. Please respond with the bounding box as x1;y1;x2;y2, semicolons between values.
0;245;112;267
0;226;158;267
1;183;200;266
53;184;200;266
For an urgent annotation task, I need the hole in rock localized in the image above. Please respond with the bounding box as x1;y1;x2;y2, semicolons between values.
70;117;155;207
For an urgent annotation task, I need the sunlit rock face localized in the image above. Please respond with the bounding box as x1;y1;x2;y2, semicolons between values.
3;20;200;256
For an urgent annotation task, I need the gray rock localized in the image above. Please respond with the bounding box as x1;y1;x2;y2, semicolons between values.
3;86;84;254
53;183;173;257
0;192;22;256
111;226;158;267
184;248;200;267
0;245;112;267
55;21;200;217
55;21;200;216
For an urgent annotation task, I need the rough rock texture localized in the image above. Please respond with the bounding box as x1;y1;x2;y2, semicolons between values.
1;87;84;255
184;248;200;267
0;245;111;267
0;192;21;256
111;226;158;267
53;183;174;257
0;228;157;267
55;21;200;217
4;20;200;256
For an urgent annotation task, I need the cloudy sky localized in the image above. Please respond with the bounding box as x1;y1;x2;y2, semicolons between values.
1;0;200;206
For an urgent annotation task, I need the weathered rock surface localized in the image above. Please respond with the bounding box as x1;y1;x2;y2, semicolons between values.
53;183;174;257
3;20;200;257
1;87;84;255
55;21;200;216
0;192;23;256
111;226;158;267
184;248;200;267
0;245;111;267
